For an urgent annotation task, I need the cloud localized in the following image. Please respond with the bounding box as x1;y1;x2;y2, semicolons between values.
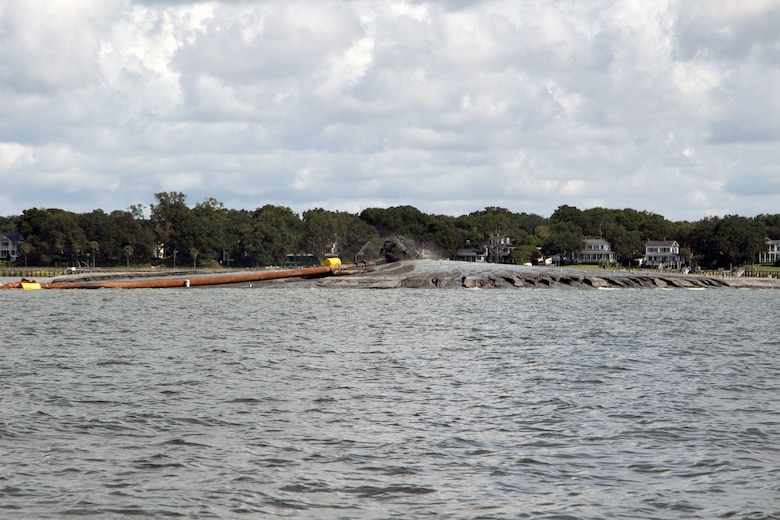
721;158;780;196
1;0;779;222
0;1;121;92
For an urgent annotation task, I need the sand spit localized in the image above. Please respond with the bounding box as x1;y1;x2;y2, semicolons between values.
316;260;780;290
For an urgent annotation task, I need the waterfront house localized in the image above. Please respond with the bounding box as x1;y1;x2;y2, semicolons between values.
575;238;616;264
454;239;487;262
0;232;23;262
485;234;516;264
644;240;685;269
454;246;487;262
454;235;514;263
759;237;780;264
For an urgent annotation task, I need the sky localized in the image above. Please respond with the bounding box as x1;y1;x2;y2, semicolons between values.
1;0;779;222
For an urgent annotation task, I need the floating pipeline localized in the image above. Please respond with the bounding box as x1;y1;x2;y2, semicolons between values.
6;279;43;290
1;260;370;290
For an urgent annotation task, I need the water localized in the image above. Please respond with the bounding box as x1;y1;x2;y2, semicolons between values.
1;286;778;519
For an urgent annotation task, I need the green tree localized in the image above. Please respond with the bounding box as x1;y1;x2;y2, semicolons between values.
302;209;345;259
79;210;121;264
191;198;233;264
150;192;193;263
756;214;780;240
603;223;643;266
639;212;675;241
128;203;146;220
467;207;536;247
301;209;381;262
690;215;767;267
534;225;551;243
713;215;767;266
19;209;88;266
339;213;379;261
111;209;155;263
581;207;616;237
359;206;429;238
246;205;302;266
0;216;12;233
689;216;719;268
541;222;583;265
516;212;547;238
424;215;464;259
550;205;585;229
228;209;254;267
510;244;541;264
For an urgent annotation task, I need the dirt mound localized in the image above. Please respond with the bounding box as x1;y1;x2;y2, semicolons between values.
379;236;420;263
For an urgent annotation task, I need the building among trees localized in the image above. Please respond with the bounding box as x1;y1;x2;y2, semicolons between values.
760;238;780;264
644;240;686;270
0;232;23;262
575;238;616;264
454;242;487;262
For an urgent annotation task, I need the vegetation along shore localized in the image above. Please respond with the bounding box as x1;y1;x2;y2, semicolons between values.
2;192;780;274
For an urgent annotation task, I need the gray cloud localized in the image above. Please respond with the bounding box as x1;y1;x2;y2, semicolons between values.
1;0;779;222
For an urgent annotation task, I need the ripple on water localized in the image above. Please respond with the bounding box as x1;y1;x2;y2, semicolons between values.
1;288;779;518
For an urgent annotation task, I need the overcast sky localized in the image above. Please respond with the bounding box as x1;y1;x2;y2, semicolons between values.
1;0;779;222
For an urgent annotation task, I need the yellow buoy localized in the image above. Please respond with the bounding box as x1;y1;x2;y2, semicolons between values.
20;281;42;290
323;257;341;267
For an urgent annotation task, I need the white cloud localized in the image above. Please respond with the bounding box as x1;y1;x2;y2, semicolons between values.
156;171;204;192
314;35;376;99
0;0;121;91
1;0;779;221
0;142;36;168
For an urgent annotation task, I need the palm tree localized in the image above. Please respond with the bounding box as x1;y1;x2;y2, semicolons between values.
20;242;32;268
89;241;99;268
123;245;134;268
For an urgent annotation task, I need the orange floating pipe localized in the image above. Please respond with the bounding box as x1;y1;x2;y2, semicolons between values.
37;265;340;289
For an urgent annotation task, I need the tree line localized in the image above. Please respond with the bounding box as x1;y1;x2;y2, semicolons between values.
2;193;779;269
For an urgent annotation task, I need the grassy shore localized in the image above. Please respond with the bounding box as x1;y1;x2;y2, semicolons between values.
0;267;69;278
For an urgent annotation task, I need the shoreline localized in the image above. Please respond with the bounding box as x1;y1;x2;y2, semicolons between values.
316;260;780;290
4;260;779;290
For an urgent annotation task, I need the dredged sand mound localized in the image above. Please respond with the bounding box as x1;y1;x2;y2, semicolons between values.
317;260;780;290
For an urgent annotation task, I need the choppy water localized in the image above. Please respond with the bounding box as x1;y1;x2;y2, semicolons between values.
1;286;778;519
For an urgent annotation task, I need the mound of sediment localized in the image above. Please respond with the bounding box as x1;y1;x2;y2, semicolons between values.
378;236;421;263
317;260;780;290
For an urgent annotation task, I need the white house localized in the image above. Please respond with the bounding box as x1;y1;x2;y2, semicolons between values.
0;232;23;261
575;238;616;264
644;240;685;269
759;237;780;264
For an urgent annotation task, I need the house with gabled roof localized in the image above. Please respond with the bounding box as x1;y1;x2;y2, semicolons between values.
454;235;515;263
575;238;616;264
0;232;23;262
454;247;486;262
453;239;487;262
644;240;685;270
759;237;780;264
485;234;515;264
